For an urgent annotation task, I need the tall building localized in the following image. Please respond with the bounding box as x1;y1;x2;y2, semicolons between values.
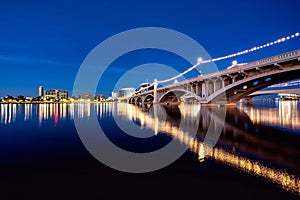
45;89;68;101
119;88;135;97
111;91;119;99
38;86;44;97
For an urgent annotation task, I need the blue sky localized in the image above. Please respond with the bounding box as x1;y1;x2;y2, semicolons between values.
0;0;300;97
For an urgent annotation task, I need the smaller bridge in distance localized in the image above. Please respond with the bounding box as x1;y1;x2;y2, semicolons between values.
248;88;300;97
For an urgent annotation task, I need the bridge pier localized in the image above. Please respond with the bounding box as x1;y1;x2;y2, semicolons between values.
201;83;208;98
153;79;158;104
195;84;199;95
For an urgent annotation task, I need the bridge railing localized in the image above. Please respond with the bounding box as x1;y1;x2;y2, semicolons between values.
233;49;300;72
129;49;300;98
201;49;300;80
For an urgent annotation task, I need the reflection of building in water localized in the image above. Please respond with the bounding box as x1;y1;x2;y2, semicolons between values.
0;104;17;124
77;103;91;119
24;104;32;121
241;101;300;131
95;103;114;119
112;103;300;195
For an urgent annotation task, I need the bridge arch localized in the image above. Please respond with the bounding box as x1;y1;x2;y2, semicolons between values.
135;96;143;106
143;94;154;105
207;65;300;103
158;88;202;103
129;97;136;104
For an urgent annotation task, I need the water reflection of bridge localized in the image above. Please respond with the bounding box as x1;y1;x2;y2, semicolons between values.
107;103;300;195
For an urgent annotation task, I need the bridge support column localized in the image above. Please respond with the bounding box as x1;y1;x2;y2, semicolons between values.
195;84;199;95
213;80;216;93
153;79;158;104
221;78;225;88
201;83;207;98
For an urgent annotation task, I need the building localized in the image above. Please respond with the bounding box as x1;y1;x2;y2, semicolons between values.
119;88;135;97
38;86;44;97
111;91;119;99
45;89;68;101
78;93;93;100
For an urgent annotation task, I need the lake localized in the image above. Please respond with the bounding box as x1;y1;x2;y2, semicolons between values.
0;101;299;199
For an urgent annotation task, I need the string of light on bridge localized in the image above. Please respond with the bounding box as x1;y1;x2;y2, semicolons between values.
156;32;299;84
132;32;299;92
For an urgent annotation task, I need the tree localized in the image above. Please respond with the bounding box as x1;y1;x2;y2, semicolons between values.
3;95;15;101
31;96;44;102
17;95;26;102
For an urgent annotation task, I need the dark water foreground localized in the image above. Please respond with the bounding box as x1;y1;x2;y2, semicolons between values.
0;102;299;199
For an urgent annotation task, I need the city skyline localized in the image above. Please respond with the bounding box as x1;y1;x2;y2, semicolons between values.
1;0;300;97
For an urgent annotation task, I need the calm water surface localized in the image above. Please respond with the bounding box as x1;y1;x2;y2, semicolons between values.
0;101;299;199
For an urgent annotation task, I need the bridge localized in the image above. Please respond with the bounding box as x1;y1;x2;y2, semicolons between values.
128;49;300;105
248;88;300;97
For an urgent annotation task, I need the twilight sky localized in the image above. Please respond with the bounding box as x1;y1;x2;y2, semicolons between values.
0;0;300;97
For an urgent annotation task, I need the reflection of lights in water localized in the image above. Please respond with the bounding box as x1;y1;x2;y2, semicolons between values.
54;104;58;127
50;103;53;119
0;104;5;124
179;104;200;118
198;144;205;162
38;104;44;127
12;104;16;123
69;103;74;119
114;103;299;195
77;103;91;119
24;104;32;121
243;101;300;131
0;104;17;124
8;104;11;124
2;104;8;124
62;103;67;119
45;104;49;120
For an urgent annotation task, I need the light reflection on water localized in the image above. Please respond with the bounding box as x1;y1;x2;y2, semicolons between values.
111;103;300;195
240;101;300;132
0;102;300;195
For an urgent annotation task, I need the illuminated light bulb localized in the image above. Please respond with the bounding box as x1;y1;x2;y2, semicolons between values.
286;36;290;40
197;57;203;63
266;43;270;46
263;45;266;47
291;35;295;38
232;60;238;65
295;32;300;37
274;41;277;44
270;42;274;45
277;39;281;43
281;37;285;42
260;45;263;48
